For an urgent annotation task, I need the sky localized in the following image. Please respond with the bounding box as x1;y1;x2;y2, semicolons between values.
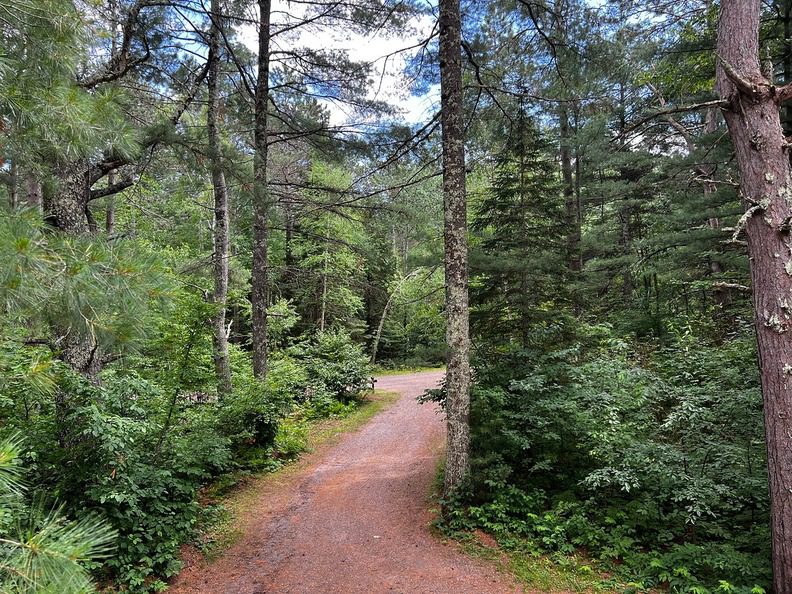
237;0;439;127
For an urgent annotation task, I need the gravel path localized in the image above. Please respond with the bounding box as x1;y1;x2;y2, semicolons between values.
169;371;521;594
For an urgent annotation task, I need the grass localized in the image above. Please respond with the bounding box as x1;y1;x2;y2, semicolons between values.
307;389;400;445
191;389;402;560
438;523;625;594
505;550;620;593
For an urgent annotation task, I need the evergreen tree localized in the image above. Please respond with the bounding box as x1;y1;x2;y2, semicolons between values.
471;113;566;345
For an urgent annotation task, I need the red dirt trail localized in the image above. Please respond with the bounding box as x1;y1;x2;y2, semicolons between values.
169;371;522;594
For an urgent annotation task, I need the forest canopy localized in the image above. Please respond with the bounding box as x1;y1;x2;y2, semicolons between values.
1;0;790;593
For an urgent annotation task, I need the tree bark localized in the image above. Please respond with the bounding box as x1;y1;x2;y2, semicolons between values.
207;0;232;397
25;173;41;211
8;162;18;210
251;0;272;379
438;0;471;498
319;235;328;332
717;3;792;591
44;162;92;234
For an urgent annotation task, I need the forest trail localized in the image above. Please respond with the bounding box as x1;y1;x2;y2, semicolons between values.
169;370;522;594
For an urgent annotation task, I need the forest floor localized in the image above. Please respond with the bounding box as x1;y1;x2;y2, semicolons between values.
168;370;524;594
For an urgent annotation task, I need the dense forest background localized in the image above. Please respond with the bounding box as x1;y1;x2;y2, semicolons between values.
0;0;785;592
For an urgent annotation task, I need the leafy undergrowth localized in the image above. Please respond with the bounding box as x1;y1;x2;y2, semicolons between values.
430;468;622;593
190;389;401;559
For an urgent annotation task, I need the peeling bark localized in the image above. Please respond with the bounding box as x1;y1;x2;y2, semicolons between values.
717;3;792;591
439;0;471;498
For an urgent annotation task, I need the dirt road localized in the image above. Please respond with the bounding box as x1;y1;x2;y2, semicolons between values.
169;371;521;594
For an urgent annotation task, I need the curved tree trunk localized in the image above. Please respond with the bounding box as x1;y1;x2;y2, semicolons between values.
207;0;232;397
370;270;419;364
717;2;792;591
438;0;471;499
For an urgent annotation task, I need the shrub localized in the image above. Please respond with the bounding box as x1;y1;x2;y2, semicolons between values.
445;323;771;593
299;329;372;402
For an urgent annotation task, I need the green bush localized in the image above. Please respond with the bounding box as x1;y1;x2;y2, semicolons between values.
443;323;771;593
299;329;372;402
274;418;309;458
64;374;231;590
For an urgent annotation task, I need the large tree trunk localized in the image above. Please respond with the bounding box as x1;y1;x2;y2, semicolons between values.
25;173;42;211
251;0;272;379
44;162;92;234
319;239;328;332
207;0;232;397
717;2;792;591
438;0;471;498
43;163;106;386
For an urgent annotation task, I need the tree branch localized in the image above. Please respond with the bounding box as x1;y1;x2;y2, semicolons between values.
79;0;154;89
618;99;727;139
89;178;135;201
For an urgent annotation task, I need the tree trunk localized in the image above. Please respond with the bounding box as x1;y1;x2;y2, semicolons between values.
251;0;273;379
370;270;418;364
438;0;471;498
620;204;633;300
44;162;92;233
25;173;41;211
319;240;328;332
105;171;116;236
560;106;581;273
207;0;232;397
8;162;18;209
717;3;792;591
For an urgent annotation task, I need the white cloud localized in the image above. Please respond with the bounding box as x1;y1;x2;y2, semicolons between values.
237;2;437;126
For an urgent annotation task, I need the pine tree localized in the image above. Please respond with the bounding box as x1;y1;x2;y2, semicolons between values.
438;0;471;498
471;113;566;345
717;2;792;590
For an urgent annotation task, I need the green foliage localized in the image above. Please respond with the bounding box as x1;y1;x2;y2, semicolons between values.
0;436;116;594
274;418;310;458
219;368;290;449
295;329;373;402
471;110;567;343
54;374;225;589
0;211;171;353
0;0;139;167
443;323;770;592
